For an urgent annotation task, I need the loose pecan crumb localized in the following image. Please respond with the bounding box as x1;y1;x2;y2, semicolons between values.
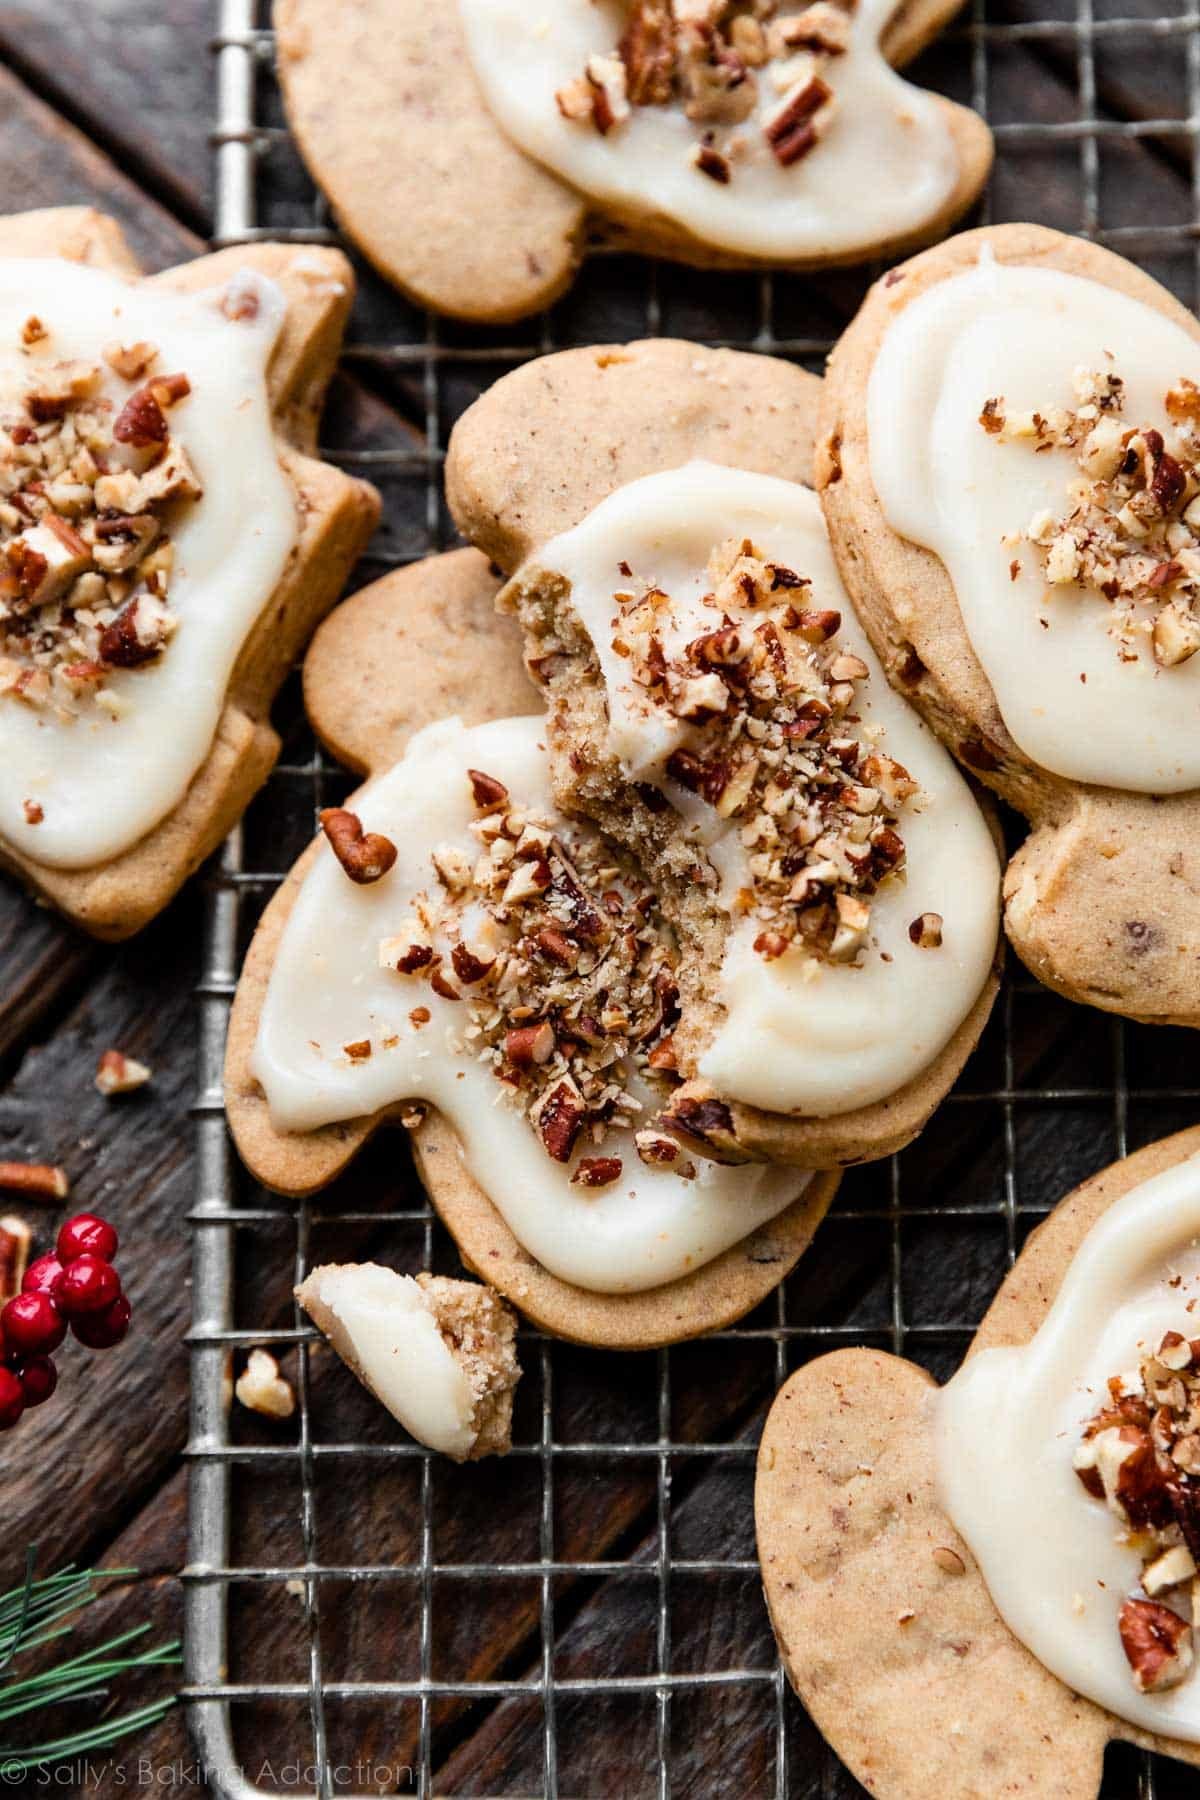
95;1049;152;1097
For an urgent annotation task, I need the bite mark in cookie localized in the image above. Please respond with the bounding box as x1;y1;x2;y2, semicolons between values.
497;461;1000;1135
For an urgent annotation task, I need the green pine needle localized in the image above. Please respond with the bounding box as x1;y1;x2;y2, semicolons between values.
0;1547;180;1777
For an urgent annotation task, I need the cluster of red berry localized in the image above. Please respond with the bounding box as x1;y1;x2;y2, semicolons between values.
0;1213;130;1429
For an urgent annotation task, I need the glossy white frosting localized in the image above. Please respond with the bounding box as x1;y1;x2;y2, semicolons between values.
306;1264;478;1457
868;252;1200;791
938;1151;1200;1739
0;259;297;867
528;463;999;1118
251;714;807;1295
456;0;959;261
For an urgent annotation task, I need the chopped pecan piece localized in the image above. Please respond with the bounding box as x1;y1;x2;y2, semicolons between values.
320;808;398;885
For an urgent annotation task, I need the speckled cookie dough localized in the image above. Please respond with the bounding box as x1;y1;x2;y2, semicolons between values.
819;222;1200;1029
225;548;839;1351
273;0;992;323
757;1126;1200;1798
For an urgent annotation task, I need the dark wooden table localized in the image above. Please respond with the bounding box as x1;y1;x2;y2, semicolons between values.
1;3;1199;1796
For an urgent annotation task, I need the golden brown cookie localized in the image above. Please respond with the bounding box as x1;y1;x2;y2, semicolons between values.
444;338;1003;1169
819;222;1200;1029
273;0;992;323
226;547;839;1350
0;206;379;939
756;1126;1200;1798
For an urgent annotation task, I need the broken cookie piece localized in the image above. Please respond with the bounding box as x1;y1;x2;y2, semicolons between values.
296;1263;520;1460
757;1126;1200;1795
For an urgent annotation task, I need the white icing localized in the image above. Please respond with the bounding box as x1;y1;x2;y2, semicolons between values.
308;1264;477;1458
457;0;959;261
868;253;1200;792
528;463;1000;1118
251;714;806;1295
0;260;297;866
938;1151;1200;1739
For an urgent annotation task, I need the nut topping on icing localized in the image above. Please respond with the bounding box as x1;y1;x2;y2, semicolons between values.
0;318;200;720
319;808;399;885
980;367;1200;667
376;769;684;1169
1076;1328;1200;1693
612;535;920;968
553;0;850;177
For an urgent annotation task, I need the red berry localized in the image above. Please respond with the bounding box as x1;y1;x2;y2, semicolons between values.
71;1292;131;1350
55;1253;121;1317
56;1213;118;1264
18;1355;57;1406
22;1252;64;1296
1;1291;66;1356
0;1365;24;1429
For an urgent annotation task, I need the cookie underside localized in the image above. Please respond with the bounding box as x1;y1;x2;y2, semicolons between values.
226;547;839;1349
0;208;379;939
756;1124;1200;1796
818;221;1200;1029
273;0;992;324
445;337;1002;1166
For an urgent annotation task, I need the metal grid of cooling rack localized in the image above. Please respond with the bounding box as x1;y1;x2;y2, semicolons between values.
184;1;1200;1794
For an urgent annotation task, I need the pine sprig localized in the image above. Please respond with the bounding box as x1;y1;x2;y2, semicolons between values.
0;1548;179;1776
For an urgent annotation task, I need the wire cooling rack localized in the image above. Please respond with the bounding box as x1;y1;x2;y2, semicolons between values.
185;2;1200;1795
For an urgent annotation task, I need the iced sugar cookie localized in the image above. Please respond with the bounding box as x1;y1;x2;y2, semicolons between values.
445;340;1002;1167
273;0;992;323
757;1127;1200;1796
0;207;378;938
226;549;838;1349
820;222;1200;1027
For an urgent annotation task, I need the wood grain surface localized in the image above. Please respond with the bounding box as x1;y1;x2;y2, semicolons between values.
0;3;1197;1798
